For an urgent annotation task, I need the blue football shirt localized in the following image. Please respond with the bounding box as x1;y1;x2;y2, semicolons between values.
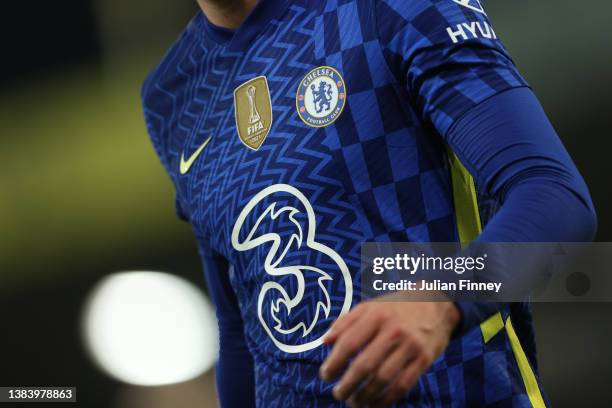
142;0;551;406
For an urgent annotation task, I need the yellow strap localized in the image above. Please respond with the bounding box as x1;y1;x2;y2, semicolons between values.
480;312;505;343
505;318;547;408
448;146;546;407
447;148;482;245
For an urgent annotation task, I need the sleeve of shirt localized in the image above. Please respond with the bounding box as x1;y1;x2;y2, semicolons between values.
449;87;597;333
375;0;529;135
200;246;256;407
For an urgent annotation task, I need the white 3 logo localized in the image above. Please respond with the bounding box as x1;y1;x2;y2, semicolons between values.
452;0;486;15
231;184;353;353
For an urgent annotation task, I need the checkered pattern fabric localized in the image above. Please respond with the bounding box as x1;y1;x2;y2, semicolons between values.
142;0;543;406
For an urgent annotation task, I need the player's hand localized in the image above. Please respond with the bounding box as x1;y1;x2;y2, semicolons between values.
319;297;460;408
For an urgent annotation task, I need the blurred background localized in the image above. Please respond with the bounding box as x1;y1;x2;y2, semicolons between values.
0;1;610;407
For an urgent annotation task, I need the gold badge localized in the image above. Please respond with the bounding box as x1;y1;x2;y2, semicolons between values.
234;76;273;150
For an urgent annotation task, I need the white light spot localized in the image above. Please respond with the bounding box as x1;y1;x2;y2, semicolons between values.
82;271;218;386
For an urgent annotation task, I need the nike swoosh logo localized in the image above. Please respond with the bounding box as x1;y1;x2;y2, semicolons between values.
179;136;212;175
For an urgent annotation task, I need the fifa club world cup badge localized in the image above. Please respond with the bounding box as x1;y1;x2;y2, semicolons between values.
296;66;346;128
234;76;273;150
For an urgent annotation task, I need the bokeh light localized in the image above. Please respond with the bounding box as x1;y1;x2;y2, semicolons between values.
82;271;218;386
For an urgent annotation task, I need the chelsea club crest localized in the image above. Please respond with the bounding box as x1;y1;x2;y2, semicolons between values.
296;66;346;128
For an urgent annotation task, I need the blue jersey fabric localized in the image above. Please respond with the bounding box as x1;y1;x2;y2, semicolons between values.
142;0;594;406
451;88;596;335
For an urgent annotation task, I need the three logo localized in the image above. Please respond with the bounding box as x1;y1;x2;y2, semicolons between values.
231;184;353;353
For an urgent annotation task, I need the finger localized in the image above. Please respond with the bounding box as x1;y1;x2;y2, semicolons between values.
324;305;364;344
370;357;428;408
320;310;379;381
332;330;401;401
350;341;415;405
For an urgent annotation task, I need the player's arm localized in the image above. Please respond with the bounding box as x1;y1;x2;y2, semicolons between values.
200;247;256;407
319;1;596;407
450;86;596;328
